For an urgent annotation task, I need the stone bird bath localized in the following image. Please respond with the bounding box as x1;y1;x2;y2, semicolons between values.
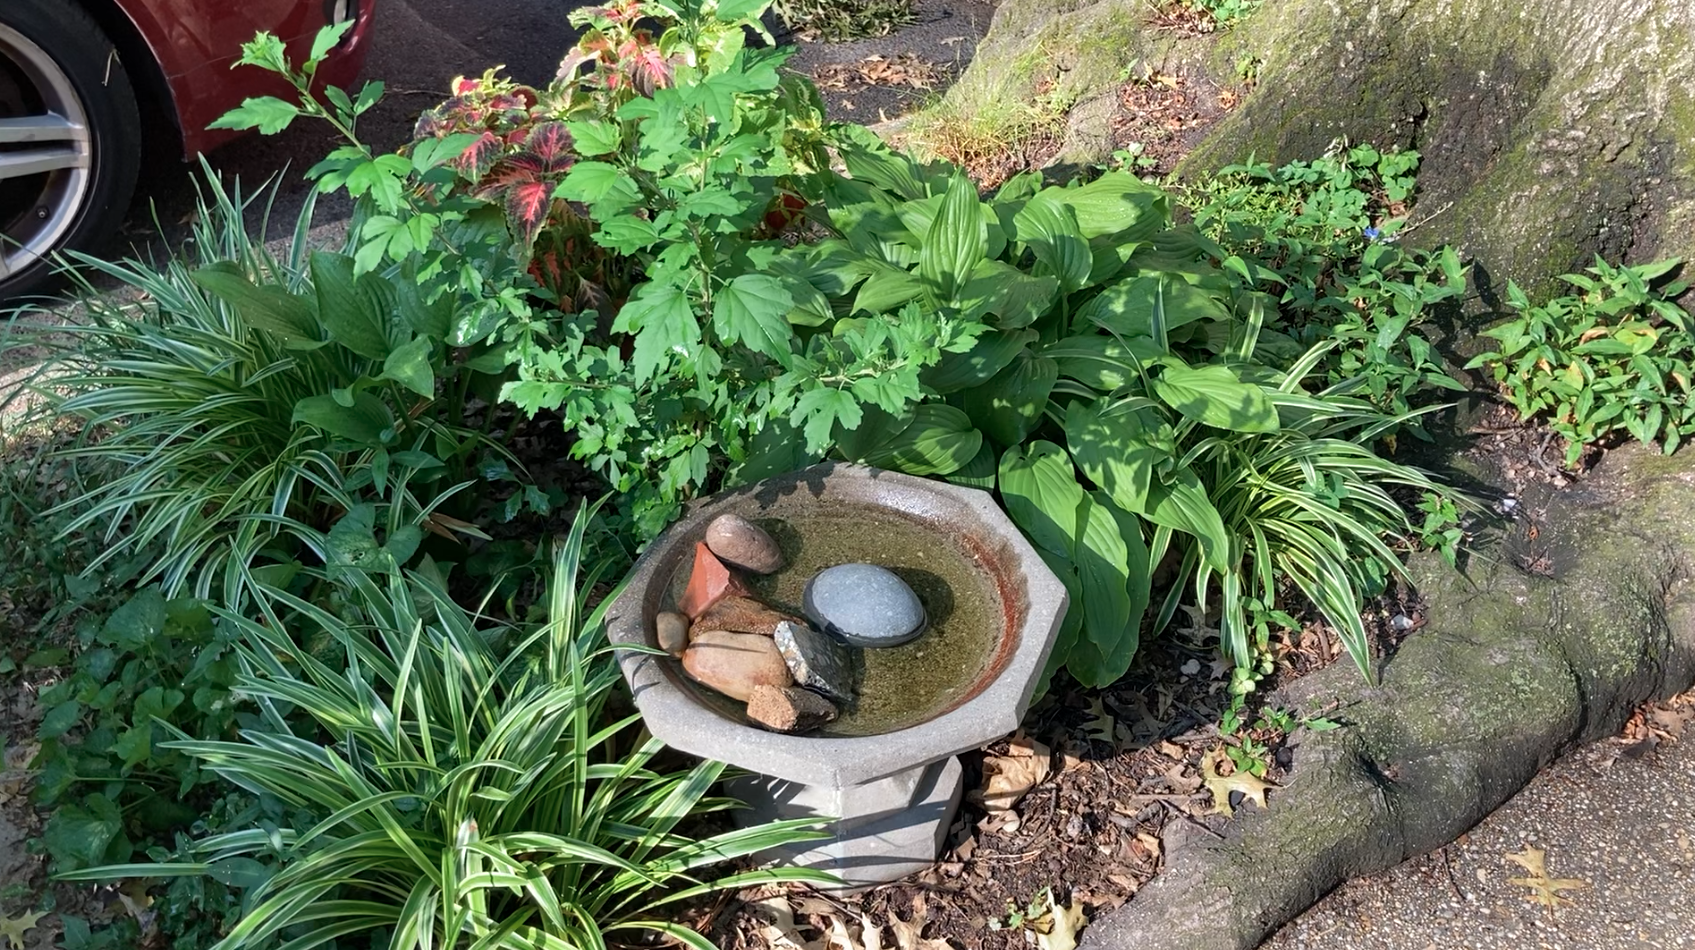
606;462;1068;888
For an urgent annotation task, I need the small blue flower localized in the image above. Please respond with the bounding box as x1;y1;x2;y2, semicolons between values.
1362;226;1381;240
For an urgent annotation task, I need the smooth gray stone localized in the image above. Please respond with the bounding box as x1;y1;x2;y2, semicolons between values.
803;563;927;647
773;620;855;703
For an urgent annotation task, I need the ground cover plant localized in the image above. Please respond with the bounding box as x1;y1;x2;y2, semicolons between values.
1467;257;1693;464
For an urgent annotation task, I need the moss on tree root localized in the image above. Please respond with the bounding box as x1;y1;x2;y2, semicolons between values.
1081;444;1695;950
945;0;1695;297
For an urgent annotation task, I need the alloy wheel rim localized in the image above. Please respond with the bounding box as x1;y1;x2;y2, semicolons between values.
0;22;94;283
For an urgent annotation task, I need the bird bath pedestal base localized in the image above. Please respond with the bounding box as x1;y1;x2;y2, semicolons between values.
727;757;966;890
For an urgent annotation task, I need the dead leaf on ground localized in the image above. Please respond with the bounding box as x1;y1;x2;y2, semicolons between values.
890;894;955;950
1201;747;1276;816
974;733;1052;823
1083;697;1115;744
1505;847;1588;909
814;54;944;92
1030;891;1088;950
754;897;826;950
0;911;45;950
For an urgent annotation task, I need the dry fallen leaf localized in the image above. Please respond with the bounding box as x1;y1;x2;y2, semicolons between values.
1505;847;1588;908
754;897;826;950
0;911;45;950
1083;698;1114;744
1201;747;1276;816
890;895;954;950
1030;892;1088;950
977;734;1052;816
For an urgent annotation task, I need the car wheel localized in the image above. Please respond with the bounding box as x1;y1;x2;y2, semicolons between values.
0;0;142;301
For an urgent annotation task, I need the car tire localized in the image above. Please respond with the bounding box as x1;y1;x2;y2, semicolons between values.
0;0;142;302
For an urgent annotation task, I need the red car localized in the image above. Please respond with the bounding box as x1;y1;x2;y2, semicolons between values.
0;0;377;299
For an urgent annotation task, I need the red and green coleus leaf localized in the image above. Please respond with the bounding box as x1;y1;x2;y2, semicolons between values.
473;121;578;247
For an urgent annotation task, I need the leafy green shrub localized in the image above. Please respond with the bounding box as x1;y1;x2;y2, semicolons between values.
1466;258;1692;463
787;139;1457;685
217;1;847;536
1;173;510;598
62;510;831;948
1185;144;1467;438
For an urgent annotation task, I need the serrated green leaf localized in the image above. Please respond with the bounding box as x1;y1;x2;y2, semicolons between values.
566;118;622;157
712;274;794;363
207;96;300;134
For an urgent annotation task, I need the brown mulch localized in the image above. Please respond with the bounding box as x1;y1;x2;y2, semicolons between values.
1110;65;1245;177
704;591;1417;950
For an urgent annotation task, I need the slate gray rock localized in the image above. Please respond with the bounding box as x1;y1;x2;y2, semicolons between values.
704;514;784;574
803;563;928;647
773;620;855;703
745;684;839;734
682;630;794;702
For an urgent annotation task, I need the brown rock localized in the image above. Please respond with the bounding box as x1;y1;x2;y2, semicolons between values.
745;685;839;734
655;611;689;657
677;542;752;619
704;514;784;574
690;595;804;639
681;630;793;702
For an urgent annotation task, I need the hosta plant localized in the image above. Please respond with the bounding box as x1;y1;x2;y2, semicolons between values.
61;508;831;948
790;138;1463;687
1466;257;1693;463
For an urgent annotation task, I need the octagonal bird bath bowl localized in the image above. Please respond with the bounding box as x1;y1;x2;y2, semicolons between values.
606;462;1069;889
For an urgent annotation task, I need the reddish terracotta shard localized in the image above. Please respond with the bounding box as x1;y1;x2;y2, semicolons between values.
677;542;752;619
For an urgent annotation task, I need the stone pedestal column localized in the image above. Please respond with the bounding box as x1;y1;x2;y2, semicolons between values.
726;757;966;890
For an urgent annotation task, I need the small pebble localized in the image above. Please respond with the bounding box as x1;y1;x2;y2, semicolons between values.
1180;658;1202;676
803;563;927;648
655;611;689;657
745;684;838;733
682;630;793;701
1391;614;1415;632
704;514;784;574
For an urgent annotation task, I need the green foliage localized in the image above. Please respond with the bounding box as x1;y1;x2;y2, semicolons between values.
774;0;916;40
1466;258;1693;464
61;509;832;949
796;138;1459;686
30;590;241;874
1;172;509;599
1185;144;1468;439
1183;0;1263;27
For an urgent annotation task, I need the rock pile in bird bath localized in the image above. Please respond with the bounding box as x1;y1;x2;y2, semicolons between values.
663;513;934;734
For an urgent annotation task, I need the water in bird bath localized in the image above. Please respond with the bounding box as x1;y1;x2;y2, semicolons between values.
665;510;1005;736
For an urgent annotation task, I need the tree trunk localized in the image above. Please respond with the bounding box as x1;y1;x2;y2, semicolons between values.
945;0;1695;296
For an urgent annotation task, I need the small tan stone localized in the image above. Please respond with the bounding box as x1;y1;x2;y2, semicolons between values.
655;611;689;657
681;630;794;702
704;514;784;574
745;685;839;734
